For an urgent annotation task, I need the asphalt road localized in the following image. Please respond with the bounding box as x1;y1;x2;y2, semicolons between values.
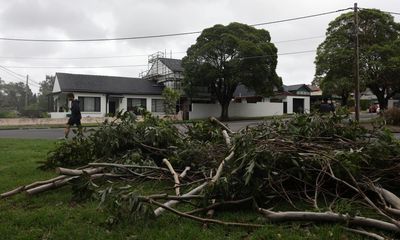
0;120;263;140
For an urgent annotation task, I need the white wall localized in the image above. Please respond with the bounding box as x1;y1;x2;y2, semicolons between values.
189;102;283;119
52;77;61;93
285;96;310;114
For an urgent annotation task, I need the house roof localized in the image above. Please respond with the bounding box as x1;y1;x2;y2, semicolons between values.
283;84;311;92
159;58;184;72
55;72;164;95
307;85;321;92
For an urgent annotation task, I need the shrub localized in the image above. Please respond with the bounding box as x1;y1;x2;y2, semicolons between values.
384;107;400;125
0;110;19;118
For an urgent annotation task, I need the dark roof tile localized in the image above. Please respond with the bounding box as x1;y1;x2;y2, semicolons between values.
56;72;164;95
159;58;183;72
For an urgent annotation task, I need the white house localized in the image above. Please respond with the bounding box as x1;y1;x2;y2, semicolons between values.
50;73;165;118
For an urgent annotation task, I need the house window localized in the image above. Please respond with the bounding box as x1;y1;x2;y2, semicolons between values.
78;97;101;112
127;98;147;110
151;99;165;112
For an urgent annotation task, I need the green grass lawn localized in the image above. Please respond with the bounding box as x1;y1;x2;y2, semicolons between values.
0;138;369;239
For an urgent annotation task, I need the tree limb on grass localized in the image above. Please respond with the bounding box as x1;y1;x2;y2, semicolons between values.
258;208;400;233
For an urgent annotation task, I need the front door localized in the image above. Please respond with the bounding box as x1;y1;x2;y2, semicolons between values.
293;98;304;113
109;101;116;115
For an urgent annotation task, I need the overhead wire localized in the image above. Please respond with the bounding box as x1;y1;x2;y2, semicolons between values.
1;49;317;69
0;36;324;61
0;8;352;43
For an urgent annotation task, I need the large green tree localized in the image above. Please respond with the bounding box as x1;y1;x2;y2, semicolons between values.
0;81;33;111
38;75;55;111
315;9;400;108
182;22;281;120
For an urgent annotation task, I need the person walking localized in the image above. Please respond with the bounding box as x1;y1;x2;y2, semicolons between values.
64;93;82;139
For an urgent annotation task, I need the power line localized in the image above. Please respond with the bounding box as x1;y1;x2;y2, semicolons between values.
0;52;186;60
358;8;400;16
2;50;316;69
2;64;148;69
0;65;41;87
251;8;352;27
274;35;324;44
0;66;26;81
0;36;324;61
239;50;316;60
0;8;352;43
0;65;25;78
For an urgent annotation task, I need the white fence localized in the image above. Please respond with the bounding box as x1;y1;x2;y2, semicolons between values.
189;102;283;119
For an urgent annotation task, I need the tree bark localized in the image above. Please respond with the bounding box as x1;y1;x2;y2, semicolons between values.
258;208;400;232
220;102;230;121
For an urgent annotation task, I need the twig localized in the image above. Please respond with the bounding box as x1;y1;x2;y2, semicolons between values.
185;197;254;215
342;227;387;240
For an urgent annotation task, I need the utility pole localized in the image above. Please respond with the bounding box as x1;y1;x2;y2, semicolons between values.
25;75;29;108
354;3;360;122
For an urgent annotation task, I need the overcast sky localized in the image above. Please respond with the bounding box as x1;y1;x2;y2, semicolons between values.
0;0;399;93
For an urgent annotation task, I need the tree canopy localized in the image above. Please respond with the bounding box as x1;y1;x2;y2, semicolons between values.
38;75;55;111
0;80;33;112
182;22;281;120
314;8;400;108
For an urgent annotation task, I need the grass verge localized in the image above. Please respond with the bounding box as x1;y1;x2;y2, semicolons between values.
0;138;370;239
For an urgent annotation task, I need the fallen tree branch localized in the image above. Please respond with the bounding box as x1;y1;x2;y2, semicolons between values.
154;181;208;216
179;167;190;179
150;199;263;228
374;186;400;209
139;194;204;201
342;227;386;240
209;117;234;134
26;173;125;196
154;130;235;216
56;167;104;176
258;208;400;233
163;158;181;196
88;163;170;173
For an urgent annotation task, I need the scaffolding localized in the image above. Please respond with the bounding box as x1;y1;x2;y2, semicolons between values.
141;51;182;90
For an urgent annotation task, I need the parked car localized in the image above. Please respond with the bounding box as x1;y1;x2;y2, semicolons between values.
368;103;380;113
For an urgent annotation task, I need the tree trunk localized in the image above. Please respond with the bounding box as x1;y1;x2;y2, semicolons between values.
220;102;230;121
341;94;348;106
376;91;388;110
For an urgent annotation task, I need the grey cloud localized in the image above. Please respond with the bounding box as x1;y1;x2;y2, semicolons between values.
0;0;399;92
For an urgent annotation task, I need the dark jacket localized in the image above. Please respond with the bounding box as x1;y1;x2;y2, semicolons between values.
70;99;82;119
